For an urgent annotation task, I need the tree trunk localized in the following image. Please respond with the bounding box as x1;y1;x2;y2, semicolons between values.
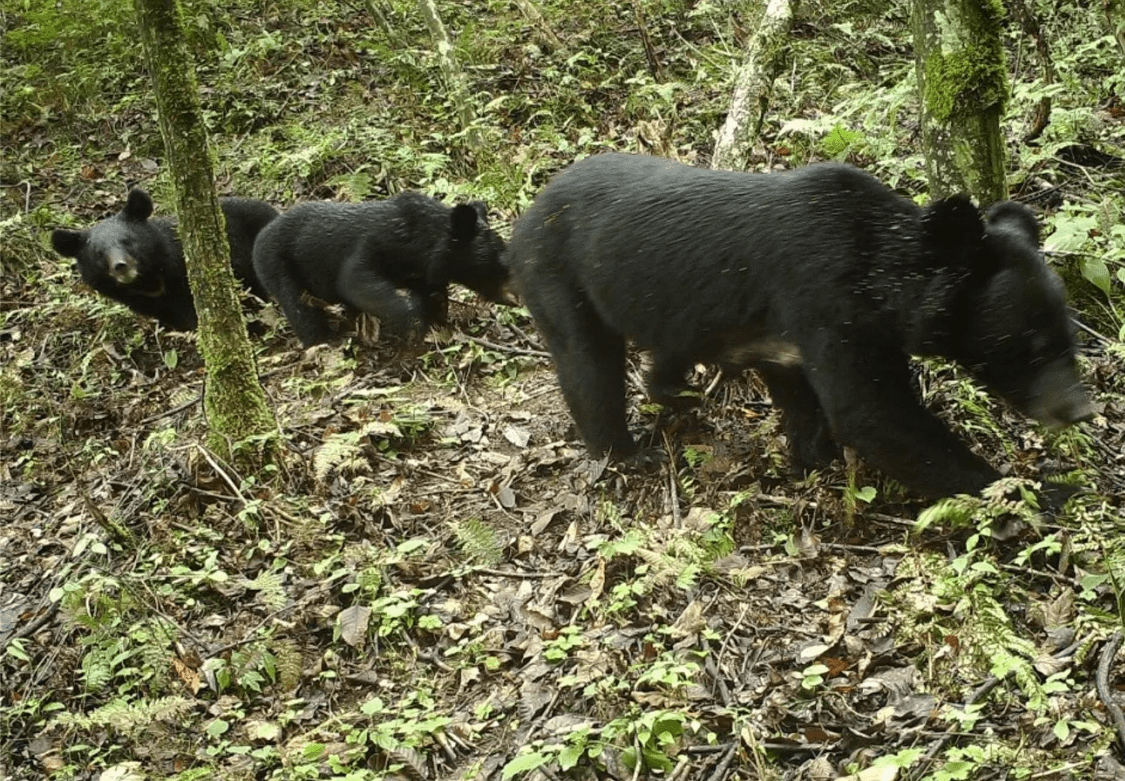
512;0;562;50
415;0;481;150
133;0;279;470
1106;0;1125;58
1009;0;1056;143
912;0;1008;204
711;0;799;172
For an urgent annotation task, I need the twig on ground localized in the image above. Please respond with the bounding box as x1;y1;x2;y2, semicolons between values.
704;743;738;781
702;636;733;707
473;567;563;579
664;431;681;526
458;332;550;359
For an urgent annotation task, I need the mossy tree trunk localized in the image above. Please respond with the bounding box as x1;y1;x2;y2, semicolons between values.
416;0;481;150
133;0;279;471
912;0;1008;204
512;0;562;50
1106;0;1125;57
711;0;799;171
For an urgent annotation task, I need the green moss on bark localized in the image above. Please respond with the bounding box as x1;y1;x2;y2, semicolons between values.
922;47;1006;122
134;0;279;471
913;0;1008;204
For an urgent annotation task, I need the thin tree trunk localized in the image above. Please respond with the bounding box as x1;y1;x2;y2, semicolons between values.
415;0;481;149
365;0;408;49
133;0;279;470
1106;0;1125;58
1009;0;1055;143
912;0;1007;204
711;0;799;172
512;0;562;50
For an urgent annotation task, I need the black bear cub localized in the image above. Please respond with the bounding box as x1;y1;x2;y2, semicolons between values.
506;153;1093;500
51;189;279;332
250;191;509;347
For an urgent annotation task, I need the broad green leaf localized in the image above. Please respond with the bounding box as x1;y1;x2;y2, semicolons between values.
1081;256;1112;296
558;744;584;770
501;751;550;779
1045;213;1096;253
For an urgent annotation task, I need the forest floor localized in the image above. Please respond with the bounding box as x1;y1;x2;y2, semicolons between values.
3;1;1125;780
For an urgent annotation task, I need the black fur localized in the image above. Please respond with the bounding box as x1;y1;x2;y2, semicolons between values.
250;191;509;347
51;189;279;331
505;153;1093;499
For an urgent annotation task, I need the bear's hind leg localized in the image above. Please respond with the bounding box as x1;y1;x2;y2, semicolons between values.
268;271;336;347
757;363;840;472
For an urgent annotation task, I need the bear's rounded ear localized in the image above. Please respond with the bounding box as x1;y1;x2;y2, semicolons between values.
984;201;1040;243
922;194;988;270
51;228;86;258
123;189;155;222
450;203;481;241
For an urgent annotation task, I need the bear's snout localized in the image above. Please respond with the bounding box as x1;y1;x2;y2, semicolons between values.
1026;357;1094;428
107;248;138;284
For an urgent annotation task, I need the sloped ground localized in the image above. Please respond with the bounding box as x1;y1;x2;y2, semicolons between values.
3;1;1125;779
3;257;1125;779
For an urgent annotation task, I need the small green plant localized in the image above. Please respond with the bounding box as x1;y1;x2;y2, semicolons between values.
798;662;830;691
544;625;585;663
359;691;452;754
203;642;278;694
370;590;422;639
843;467;877;521
500;708;700;777
1045;197;1125;339
452;517;505;566
819;122;866;160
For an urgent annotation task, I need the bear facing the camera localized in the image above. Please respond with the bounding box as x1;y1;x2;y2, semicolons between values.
51;189;278;331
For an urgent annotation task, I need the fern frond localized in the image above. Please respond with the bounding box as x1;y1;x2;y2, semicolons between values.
674;564;701;591
52;696;197;734
964;584;1044;709
914;496;978;534
245;571;287;612
1101;534;1125;628
452;517;504;566
313;431;367;482
274;637;303;691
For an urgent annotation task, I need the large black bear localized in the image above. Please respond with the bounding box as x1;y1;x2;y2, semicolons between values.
250;191;509;347
506;153;1094;500
51;189;279;332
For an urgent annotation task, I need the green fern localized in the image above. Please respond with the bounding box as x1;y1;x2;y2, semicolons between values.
891;551;1051;715
674;564;701;591
452;517;504;566
963;584;1045;709
915;477;1042;535
1101;534;1125;630
313;431;366;482
52;696;196;734
245;570;287;612
274;638;303;692
80;648;114;691
914;496;978;533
